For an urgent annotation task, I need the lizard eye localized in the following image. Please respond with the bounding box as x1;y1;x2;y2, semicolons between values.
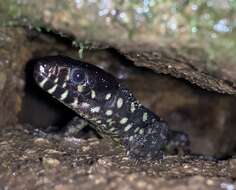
70;68;85;84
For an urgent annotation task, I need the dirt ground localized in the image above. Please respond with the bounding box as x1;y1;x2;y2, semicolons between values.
0;124;235;190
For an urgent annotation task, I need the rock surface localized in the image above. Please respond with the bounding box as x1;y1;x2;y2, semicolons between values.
0;28;26;126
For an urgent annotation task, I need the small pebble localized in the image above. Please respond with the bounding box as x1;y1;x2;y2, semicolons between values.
34;138;50;145
43;157;60;168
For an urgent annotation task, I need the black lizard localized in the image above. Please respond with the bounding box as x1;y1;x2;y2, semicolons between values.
33;55;189;160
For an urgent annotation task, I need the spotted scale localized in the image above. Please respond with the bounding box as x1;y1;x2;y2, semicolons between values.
33;55;172;160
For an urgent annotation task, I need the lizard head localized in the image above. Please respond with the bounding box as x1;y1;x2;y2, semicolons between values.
33;55;119;117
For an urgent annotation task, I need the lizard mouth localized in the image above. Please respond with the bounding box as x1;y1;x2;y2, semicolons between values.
33;59;60;91
33;58;79;105
34;60;56;79
34;58;74;91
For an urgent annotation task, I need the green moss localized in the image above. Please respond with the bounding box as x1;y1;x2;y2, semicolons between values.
1;0;236;67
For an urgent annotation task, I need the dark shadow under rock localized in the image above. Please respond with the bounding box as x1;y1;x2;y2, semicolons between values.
119;45;236;95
